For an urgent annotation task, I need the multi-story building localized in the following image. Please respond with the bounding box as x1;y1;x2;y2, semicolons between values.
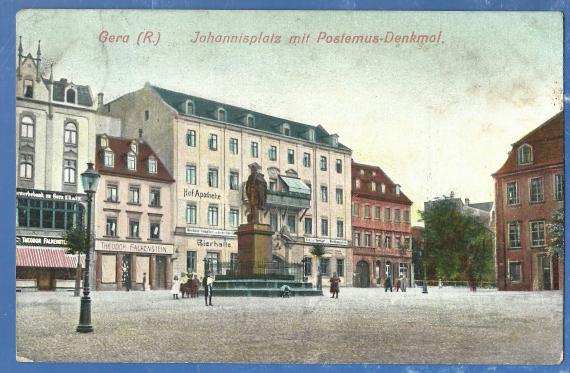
15;39;120;290
493;112;563;291
351;162;413;287
104;83;353;285
94;134;175;290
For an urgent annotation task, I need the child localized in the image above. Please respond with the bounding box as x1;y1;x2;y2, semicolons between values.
171;275;181;300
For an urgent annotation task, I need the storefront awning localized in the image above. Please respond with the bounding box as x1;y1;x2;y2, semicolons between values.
16;247;84;269
279;176;311;195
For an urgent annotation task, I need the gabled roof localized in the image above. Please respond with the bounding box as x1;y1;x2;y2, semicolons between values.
493;111;563;176
95;135;174;183
148;85;351;152
351;161;413;205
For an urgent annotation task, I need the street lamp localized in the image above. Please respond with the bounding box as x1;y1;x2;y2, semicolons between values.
76;162;100;333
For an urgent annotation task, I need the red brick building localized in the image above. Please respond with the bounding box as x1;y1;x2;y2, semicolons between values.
351;161;413;288
493;112;563;291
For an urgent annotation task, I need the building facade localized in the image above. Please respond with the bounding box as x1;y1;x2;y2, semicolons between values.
94;135;175;290
493;112;563;291
105;84;353;285
351;162;413;288
15;39;120;290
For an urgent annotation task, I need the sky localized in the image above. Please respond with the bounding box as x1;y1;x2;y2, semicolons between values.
16;10;563;224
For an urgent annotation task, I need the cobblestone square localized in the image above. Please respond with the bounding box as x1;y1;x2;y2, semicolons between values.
16;287;562;364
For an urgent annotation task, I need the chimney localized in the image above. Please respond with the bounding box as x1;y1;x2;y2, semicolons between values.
465;198;470;206
97;92;104;111
138;128;144;142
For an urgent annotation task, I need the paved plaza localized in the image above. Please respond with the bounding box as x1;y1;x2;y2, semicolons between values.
16;287;562;364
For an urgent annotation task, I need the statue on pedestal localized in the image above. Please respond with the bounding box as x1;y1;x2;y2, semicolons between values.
245;163;267;224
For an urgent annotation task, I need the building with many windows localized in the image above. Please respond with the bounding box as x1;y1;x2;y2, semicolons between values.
15;39;120;290
351;161;413;288
104;84;353;285
94;134;175;290
493;112;563;291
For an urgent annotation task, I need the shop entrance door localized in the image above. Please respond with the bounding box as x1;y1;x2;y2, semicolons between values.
539;255;552;290
37;271;52;290
355;260;370;288
156;256;166;289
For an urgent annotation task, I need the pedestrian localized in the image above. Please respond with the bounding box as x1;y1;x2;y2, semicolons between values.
384;276;392;292
204;273;213;306
329;272;341;299
180;272;190;298
142;272;147;291
191;274;201;298
171;275;181;300
395;278;401;292
401;276;407;292
438;278;443;289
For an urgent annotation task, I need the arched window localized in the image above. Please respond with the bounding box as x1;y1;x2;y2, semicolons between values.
130;141;138;154
66;88;76;104
217;108;226;122
20;116;34;139
100;136;109;148
19;154;33;179
246;114;255;127
186;100;194;115
63;160;77;184
517;144;533;165
64;122;77;145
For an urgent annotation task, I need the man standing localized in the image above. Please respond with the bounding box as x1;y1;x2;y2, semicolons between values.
191;274;201;298
384;276;393;292
204;273;213;306
329;272;341;299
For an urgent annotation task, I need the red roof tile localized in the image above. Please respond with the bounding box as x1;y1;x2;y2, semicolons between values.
351;161;413;205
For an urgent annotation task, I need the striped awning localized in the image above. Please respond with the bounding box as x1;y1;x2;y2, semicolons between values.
16;247;84;269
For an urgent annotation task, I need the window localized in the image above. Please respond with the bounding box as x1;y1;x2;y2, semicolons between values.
208;134;218;151
376;234;382;248
229;208;239;228
17;199;83;229
287;214;296;233
395;236;401;249
206;252;221;275
335;188;343;204
251;142;259;158
128;186;140;204
364;205;371;219
150;223;160;239
303;153;311;167
394;209;401;223
307;128;316;142
130;142;138;153
149;189;160;207
208;168;218;188
186;101;194;115
129;220;140;238
229;171;239;190
127;153;136;171
148;158;157;174
336;220;344;238
100;136;109;148
64;122;77;145
529;178;544;203
23;79;33;98
352;203;359;217
404;237;411;250
208;206;219;226
19;154;33;179
186;165;197;185
187;251;197;272
63;160;76;184
530;221;545;247
246;115;255;127
355;179;361;189
399;263;408;278
217;108;226;122
270;213;278;232
506;182;519;205
384;235;392;248
321;219;328;236
20;116;34;139
282;123;291;136
304;257;312;276
144;110;149;121
336;259;345;277
304;217;313;235
381;183;386;193
555;175;564;201
106;218;117;237
517;144;533;165
269;178;277;191
353;232;361;246
336;159;342;173
268;146;277;161
319;258;330;275
508;222;521;248
509;262;522;282
229;138;239;155
371;183;376;192
288;149;295;164
374;207;381;220
384;208;391;222
106;184;118;202
364;233;371;247
403;210;410;223
66;88;76;104
104;151;114;167
320;186;328;202
186;205;197;225
320;156;327;171
186;130;196;147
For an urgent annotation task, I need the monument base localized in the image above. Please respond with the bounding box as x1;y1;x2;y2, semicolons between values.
236;223;274;276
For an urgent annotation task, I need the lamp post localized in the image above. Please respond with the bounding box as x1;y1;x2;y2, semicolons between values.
77;162;100;333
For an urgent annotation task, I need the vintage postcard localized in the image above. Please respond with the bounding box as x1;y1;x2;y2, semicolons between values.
11;7;565;368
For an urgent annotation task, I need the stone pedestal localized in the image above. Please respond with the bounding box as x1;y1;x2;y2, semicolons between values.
236;223;274;276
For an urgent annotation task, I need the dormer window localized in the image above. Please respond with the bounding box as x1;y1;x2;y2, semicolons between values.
330;134;339;147
395;185;401;195
104;150;114;168
517;144;533;165
381;183;386;193
100;136;109;148
65;87;76;104
307;128;316;142
23;79;33;98
359;169;364;176
355;179;360;189
148;157;157;174
127;152;136;171
217;108;226;122
246;114;255;127
130;141;138;154
186;100;194;115
371;182;376;192
282;123;291;136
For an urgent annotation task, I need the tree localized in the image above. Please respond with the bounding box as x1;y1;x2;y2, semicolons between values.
62;225;88;296
547;207;564;258
420;196;494;289
310;245;325;290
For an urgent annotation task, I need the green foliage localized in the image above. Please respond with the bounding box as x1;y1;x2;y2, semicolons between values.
420;197;494;283
547;208;564;258
310;245;325;258
62;225;89;255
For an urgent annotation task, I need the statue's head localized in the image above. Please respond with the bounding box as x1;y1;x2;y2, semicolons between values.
248;162;262;175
